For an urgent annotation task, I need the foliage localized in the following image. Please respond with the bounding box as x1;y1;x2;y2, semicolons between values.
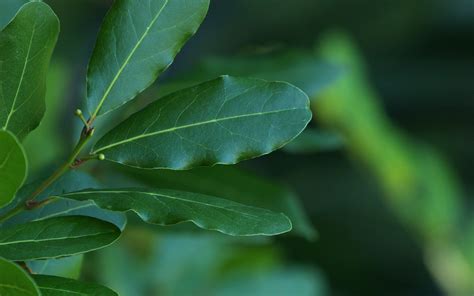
0;0;317;293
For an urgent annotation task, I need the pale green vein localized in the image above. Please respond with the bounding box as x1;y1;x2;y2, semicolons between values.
94;108;302;152
0;231;115;246
38;287;87;295
91;0;169;119
63;190;261;219
0;284;35;295
3;24;36;130
0;149;13;169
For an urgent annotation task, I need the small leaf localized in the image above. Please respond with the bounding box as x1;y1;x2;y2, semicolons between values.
0;257;40;296
0;216;121;261
33;275;117;296
0;130;27;209
93;76;312;170
57;189;292;236
86;0;210;118
0;2;59;140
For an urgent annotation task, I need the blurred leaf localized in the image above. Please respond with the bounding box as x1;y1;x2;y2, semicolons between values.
283;129;345;154
1;171;127;230
86;0;210;118
159;49;341;98
119;165;316;239
0;216;121;260
23;61;70;173
57;188;292;236
33;275;117;296
28;255;84;280
0;2;59;140
0;130;27;209
215;267;327;296
0;0;27;30
98;231;327;296
94;76;311;170
315;31;470;294
0;257;39;295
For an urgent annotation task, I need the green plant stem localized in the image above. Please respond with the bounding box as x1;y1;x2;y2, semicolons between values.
0;127;95;224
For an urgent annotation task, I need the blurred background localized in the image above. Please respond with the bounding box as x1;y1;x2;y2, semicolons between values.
4;0;474;295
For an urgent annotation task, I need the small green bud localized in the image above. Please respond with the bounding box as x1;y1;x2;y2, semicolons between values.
75;109;83;116
98;154;105;161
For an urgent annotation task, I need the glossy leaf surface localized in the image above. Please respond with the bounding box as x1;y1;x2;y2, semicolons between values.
0;257;39;296
58;189;292;236
87;0;210;118
0;216;120;260
33;275;117;296
94;76;312;169
0;130;27;209
0;2;59;140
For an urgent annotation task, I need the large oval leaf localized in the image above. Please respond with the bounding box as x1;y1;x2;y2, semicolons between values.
93;76;312;169
0;130;27;209
33;275;117;296
0;216;120;261
57;189;292;236
0;2;59;140
0;257;40;296
86;0;210;118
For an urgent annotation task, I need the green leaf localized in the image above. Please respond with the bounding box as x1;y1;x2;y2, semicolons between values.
0;0;28;30
1;171;127;230
0;216;121;261
0;257;40;296
57;189;292;236
93;76;312;169
0;2;59;140
86;0;210;118
118;165;316;239
0;130;27;209
33;275;117;296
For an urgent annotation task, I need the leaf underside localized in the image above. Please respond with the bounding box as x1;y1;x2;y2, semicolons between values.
33;275;118;296
58;188;293;236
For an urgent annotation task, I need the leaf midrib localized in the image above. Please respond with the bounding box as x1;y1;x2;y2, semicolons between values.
90;0;169;118
0;230;116;246
38;286;87;295
0;283;36;295
94;108;303;152
62;190;268;220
